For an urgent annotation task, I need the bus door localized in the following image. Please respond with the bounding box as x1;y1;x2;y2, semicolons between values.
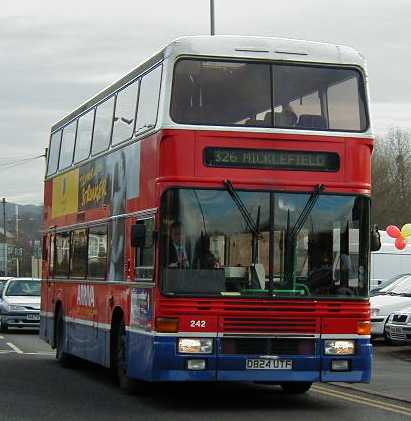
40;232;55;341
128;216;156;372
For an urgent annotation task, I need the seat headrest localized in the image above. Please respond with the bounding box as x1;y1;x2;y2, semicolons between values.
297;114;326;129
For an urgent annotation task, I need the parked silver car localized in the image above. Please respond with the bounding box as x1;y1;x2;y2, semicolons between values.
384;307;411;344
0;277;14;295
0;278;41;332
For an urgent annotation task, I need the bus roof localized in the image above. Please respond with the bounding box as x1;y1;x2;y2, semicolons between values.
165;35;366;67
51;35;366;132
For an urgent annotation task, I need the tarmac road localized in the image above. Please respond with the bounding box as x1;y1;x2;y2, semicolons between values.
0;330;410;421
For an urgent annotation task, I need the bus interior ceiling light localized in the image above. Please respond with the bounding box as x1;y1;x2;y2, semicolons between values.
178;338;213;354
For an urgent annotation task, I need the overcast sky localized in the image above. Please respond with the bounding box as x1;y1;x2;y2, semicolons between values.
1;0;410;204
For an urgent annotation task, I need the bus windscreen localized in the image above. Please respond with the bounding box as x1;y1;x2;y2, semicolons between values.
171;59;367;132
160;188;370;299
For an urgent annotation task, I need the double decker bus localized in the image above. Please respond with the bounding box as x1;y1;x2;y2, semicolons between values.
40;36;375;393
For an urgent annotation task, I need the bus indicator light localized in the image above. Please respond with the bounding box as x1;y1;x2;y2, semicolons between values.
357;321;371;335
156;317;179;333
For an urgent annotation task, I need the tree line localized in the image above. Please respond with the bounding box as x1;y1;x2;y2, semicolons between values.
372;127;411;229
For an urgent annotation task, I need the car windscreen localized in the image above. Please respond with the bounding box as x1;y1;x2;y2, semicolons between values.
387;276;411;295
375;274;410;292
5;280;41;297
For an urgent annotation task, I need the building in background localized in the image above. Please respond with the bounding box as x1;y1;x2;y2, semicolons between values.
0;227;15;276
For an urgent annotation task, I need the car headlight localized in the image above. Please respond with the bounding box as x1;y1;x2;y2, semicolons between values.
371;308;380;317
324;340;355;355
178;338;213;354
8;305;26;312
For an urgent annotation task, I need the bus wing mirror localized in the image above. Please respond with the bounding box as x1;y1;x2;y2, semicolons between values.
131;224;146;248
370;225;381;251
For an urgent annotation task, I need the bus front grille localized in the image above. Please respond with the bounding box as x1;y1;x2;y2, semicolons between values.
221;337;316;355
222;317;319;334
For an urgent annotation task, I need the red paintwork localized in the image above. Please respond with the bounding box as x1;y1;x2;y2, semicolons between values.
42;128;373;336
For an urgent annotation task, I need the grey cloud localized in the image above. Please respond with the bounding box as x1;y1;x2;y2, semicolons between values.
1;0;410;203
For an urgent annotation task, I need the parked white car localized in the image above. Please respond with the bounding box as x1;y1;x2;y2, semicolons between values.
0;278;41;332
384;306;411;344
0;277;14;294
370;274;411;337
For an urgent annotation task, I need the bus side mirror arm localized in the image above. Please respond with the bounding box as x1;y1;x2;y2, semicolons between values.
370;225;381;252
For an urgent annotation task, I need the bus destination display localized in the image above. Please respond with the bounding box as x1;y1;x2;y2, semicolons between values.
204;147;340;172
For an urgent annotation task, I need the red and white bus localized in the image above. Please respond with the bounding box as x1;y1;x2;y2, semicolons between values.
41;36;376;393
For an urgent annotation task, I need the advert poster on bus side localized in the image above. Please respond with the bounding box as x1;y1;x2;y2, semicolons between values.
130;288;153;330
51;141;141;219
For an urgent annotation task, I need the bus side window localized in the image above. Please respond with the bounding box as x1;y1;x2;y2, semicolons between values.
88;225;108;279
47;131;62;176
70;229;88;279
54;232;70;278
49;233;55;277
134;218;155;281
135;65;162;135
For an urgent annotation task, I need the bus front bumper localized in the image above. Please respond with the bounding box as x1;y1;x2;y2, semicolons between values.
127;333;372;383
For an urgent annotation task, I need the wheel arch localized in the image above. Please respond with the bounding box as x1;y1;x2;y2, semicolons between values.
52;300;63;349
110;306;125;368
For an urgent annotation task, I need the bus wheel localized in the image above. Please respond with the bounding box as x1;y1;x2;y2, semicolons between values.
114;319;135;393
55;310;73;367
280;382;312;394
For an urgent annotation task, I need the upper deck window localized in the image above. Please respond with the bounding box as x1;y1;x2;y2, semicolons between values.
47;130;62;176
74;110;94;163
135;65;162;135
59;120;77;170
112;80;139;145
92;96;115;155
171;59;368;132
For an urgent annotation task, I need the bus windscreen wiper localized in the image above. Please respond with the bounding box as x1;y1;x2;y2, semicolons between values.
284;184;325;285
224;180;261;264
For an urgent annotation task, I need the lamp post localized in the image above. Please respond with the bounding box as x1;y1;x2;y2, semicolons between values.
15;205;19;277
2;198;7;276
210;0;215;35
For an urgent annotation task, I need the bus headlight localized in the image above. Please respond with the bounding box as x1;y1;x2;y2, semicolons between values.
178;338;213;354
324;340;355;355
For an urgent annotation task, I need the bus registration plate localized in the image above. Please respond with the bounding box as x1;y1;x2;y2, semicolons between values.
246;359;292;370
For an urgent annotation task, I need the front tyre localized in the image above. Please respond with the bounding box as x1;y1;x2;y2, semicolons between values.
280;382;312;394
114;319;136;393
55;310;74;367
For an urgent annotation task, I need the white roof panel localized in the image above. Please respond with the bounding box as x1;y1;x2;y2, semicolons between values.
164;35;366;68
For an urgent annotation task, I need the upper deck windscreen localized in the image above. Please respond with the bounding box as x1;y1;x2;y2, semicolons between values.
171;59;368;132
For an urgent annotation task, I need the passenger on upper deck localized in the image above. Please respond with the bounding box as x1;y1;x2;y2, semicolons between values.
272;104;297;128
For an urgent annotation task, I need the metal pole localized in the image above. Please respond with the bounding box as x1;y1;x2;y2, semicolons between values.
15;205;19;277
210;0;215;35
2;198;7;276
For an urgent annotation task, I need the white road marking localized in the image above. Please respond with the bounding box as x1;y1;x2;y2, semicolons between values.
6;342;24;354
24;352;55;356
0;336;4;339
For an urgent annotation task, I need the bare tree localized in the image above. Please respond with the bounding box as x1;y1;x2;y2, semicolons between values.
372;127;411;228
